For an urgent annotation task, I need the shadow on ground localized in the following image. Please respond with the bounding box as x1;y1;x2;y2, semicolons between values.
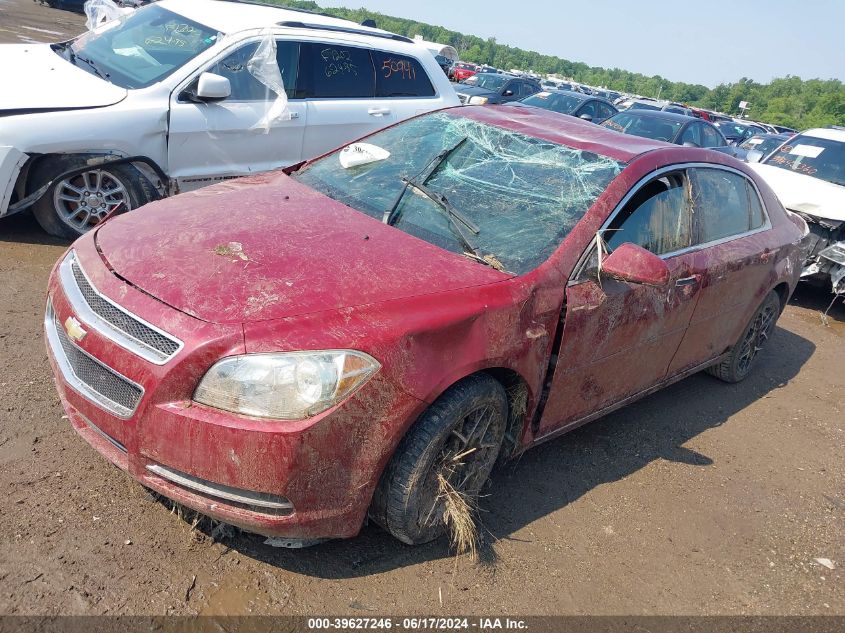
0;212;70;247
184;324;815;578
789;283;845;324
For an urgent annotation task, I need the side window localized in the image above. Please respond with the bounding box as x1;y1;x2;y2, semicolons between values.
192;41;301;101
298;42;375;98
701;125;724;148
680;123;702;147
579;101;597;118
691;168;766;244
371;50;435;97
206;43;266;101
604;172;691;256
596;102;616;120
521;82;539;97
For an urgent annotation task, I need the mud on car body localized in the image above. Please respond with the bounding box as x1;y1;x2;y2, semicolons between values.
45;105;804;546
0;0;458;239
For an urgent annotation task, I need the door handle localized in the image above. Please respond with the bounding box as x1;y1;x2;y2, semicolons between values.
288;111;299;119
675;275;700;287
368;107;391;116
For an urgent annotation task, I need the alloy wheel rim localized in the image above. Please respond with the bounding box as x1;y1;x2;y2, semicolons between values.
53;169;131;232
737;304;777;374
417;404;501;531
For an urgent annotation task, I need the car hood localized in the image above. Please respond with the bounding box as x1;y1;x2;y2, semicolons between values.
95;171;509;325
750;162;845;222
0;44;127;113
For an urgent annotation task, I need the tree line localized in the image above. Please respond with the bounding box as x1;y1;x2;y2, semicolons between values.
271;0;845;129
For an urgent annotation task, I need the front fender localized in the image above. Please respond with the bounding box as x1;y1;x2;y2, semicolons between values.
0;146;28;218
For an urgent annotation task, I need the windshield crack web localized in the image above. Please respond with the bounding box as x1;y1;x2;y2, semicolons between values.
298;112;625;274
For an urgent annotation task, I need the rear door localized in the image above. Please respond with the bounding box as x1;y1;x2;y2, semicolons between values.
168;39;307;192
299;42;394;159
668;167;773;372
370;49;440;122
536;169;702;437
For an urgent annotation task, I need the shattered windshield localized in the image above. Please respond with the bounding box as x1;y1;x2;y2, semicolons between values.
294;112;625;274
763;135;845;187
64;5;219;89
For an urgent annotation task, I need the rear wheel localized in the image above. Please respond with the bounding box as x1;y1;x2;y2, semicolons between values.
31;157;156;239
707;291;780;383
372;374;507;545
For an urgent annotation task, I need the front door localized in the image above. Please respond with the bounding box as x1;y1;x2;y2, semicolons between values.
167;40;307;192
536;169;702;438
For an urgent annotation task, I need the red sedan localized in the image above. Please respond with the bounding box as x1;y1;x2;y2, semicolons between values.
45;106;805;546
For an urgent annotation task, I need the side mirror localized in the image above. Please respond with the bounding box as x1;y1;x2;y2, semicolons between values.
579;113;593;122
502;90;514;97
195;72;231;102
745;149;763;163
600;242;670;287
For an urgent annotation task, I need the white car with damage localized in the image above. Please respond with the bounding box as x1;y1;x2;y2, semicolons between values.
0;0;458;238
750;127;845;294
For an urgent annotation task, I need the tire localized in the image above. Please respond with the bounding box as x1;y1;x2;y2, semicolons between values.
31;157;156;239
707;291;781;383
372;374;508;545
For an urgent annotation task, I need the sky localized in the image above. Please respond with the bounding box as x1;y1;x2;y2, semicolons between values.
321;0;845;87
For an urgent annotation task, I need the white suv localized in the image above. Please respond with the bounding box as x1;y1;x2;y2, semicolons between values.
750;127;845;294
0;0;458;238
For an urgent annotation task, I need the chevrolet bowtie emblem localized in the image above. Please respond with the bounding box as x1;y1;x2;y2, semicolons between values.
64;316;87;343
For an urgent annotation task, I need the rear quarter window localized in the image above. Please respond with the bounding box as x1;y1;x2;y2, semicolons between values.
371;51;435;97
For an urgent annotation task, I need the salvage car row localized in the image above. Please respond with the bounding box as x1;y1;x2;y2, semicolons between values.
3;0;843;548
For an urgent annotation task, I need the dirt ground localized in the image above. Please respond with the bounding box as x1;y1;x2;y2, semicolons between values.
0;0;843;618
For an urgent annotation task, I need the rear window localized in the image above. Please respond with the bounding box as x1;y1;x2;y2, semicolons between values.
371;51;435;97
294;112;625;274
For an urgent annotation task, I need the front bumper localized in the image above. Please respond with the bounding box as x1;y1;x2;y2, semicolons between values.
44;237;421;539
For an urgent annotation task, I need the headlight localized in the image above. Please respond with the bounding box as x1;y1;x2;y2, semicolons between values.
468;96;489;105
194;351;380;420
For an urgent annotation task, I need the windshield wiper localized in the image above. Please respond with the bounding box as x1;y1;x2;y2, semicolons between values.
400;177;482;257
68;46;110;81
383;136;468;226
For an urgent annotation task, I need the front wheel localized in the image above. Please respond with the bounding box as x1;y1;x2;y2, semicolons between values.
372;374;508;546
31;158;156;239
707;291;781;383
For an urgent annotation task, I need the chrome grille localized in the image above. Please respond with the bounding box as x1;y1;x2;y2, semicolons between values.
46;301;143;418
457;93;469;104
59;251;182;364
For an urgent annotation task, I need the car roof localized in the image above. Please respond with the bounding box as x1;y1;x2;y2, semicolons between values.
802;127;845;142
459;105;669;163
157;0;404;40
542;88;589;101
614;109;698;123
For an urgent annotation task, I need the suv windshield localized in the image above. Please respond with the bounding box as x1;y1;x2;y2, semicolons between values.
294;112;624;274
64;5;219;89
763;135;845;187
464;73;508;90
521;91;583;114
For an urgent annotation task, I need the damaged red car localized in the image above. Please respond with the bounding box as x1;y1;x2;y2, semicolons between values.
45;106;805;546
